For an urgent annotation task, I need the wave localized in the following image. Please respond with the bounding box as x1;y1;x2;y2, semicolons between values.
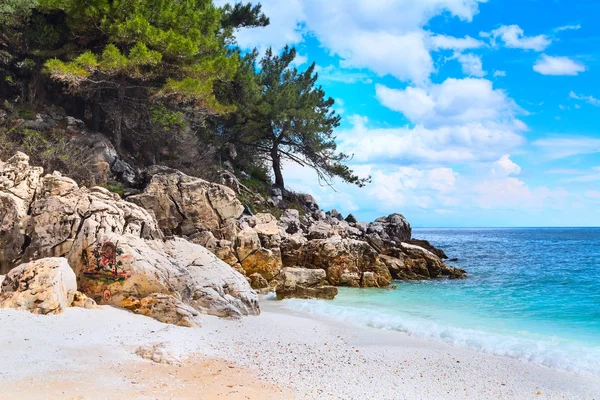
280;299;600;376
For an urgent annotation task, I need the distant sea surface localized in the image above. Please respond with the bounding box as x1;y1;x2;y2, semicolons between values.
281;228;600;375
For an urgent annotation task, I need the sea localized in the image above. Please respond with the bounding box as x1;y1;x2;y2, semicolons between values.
279;228;600;376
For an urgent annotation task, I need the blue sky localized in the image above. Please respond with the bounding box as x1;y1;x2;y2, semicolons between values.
218;0;600;227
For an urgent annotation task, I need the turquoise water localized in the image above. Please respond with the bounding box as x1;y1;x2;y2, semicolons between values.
281;228;600;375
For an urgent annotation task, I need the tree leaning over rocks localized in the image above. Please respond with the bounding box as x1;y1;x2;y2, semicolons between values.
221;46;370;190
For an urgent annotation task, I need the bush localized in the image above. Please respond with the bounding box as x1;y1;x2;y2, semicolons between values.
0;124;97;186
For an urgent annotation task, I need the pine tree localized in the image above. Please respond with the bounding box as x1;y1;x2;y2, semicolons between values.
224;46;369;190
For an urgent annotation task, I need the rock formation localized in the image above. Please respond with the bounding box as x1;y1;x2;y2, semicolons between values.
0;258;76;315
0;150;465;314
122;168;466;301
0;153;259;324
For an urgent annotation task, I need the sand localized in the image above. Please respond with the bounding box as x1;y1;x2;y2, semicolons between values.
1;300;599;400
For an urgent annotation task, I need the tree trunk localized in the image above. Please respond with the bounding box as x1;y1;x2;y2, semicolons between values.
271;146;285;189
113;85;125;150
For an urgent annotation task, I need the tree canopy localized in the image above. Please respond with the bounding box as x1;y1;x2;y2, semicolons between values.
218;46;370;190
1;1;368;193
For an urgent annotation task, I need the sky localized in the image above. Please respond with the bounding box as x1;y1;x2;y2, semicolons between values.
217;0;600;227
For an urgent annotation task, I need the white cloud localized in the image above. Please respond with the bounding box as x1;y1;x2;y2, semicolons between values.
485;25;551;51
554;24;581;32
533;55;586;76
316;65;373;84
454;53;486;77
338;115;525;165
214;0;305;52
476;178;568;209
493;70;506;77
375;78;520;128
569;91;600;106
533;137;600;159
430;34;485;51
585;190;600;199
222;0;486;84
493;155;521;176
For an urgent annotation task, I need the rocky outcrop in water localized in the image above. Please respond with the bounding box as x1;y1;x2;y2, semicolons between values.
122;168;465;302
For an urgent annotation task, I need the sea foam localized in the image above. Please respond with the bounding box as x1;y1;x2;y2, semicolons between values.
282;298;600;376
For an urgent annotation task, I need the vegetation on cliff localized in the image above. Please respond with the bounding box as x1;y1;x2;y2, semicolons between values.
0;0;368;194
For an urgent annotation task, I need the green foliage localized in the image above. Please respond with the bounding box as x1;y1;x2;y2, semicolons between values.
0;126;96;186
218;46;370;190
0;0;38;27
149;104;184;133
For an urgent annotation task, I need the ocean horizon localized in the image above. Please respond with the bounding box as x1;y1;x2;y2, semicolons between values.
280;227;600;376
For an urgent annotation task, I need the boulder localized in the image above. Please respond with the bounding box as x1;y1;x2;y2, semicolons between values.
276;267;338;300
276;285;338;300
345;214;358;224
406;239;448;259
368;214;412;244
286;238;392;288
234;229;261;262
0;153;43;274
279;209;302;234
128;169;244;237
71;291;98;309
400;243;466;279
240;248;282;281
0;258;76;315
122;293;200;328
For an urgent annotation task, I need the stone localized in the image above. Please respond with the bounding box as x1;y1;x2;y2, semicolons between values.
235;229;261;261
276;267;337;300
276;285;338;300
122;293;200;328
279;267;328;287
406;239;448;259
399;242;466;279
71;291;98;309
135;343;180;365
369;213;412;243
279;209;302;234
345;214;358;224
241;248;282;281
361;271;378;287
286;238;392;288
308;221;333;239
0;152;44;274
128;169;244;237
0;258;77;315
248;273;269;290
254;220;282;249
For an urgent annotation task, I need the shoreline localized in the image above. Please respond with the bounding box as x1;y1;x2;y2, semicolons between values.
2;300;600;399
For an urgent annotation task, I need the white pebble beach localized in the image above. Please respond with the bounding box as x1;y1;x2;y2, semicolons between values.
1;299;598;400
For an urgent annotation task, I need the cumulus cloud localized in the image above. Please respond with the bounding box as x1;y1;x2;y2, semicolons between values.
476;178;568;209
493;155;521;176
533;55;586;76
493;70;507;77
220;0;486;84
375;78;520;128
453;53;486;77
315;65;373;84
484;25;551;51
430;34;485;51
338;115;525;165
